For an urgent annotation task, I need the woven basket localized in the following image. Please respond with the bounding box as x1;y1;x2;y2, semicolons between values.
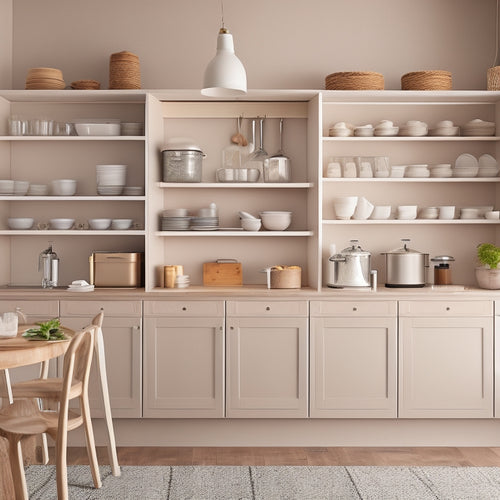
401;71;452;90
325;71;384;90
487;66;500;90
109;51;141;89
71;79;101;90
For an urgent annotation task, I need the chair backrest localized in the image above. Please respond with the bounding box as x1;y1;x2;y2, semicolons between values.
92;311;104;329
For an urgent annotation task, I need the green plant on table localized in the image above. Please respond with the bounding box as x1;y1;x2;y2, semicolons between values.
22;317;67;340
477;243;500;269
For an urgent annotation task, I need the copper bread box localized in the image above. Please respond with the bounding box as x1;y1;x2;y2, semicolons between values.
89;252;143;288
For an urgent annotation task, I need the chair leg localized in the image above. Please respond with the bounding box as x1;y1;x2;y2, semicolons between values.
0;369;14;405
94;328;120;476
54;427;69;500
40;432;49;464
81;396;102;489
7;435;29;500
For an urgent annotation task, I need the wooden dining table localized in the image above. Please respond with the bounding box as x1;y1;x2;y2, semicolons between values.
0;326;72;500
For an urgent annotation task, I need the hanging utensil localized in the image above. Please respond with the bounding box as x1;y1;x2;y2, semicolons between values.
231;116;247;146
250;117;268;160
263;118;291;182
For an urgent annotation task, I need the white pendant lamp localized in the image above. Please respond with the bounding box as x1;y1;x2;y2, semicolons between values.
202;2;247;97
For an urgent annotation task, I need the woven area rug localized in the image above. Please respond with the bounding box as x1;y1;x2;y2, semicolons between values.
24;464;500;499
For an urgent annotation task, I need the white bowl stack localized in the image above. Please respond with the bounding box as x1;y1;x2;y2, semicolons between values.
96;164;127;195
461;119;495;137
478;154;499;177
0;180;14;195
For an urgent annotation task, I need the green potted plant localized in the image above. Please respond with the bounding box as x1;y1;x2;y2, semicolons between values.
475;243;500;289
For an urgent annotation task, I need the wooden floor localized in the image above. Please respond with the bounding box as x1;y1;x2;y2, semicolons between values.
57;447;500;467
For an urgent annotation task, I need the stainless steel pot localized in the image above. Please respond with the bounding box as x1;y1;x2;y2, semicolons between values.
161;138;205;182
328;239;371;288
381;239;429;288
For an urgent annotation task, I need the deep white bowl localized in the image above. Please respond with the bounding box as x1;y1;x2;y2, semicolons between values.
49;218;75;230
13;180;30;195
241;218;262;231
333;196;358;220
88;218;112;230
111;218;133;230
8;217;34;230
51;179;77;196
259;211;292;231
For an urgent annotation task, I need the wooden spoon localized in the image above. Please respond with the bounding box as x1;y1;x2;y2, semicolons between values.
231;116;248;146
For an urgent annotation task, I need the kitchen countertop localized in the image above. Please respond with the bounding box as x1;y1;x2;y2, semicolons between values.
0;284;498;300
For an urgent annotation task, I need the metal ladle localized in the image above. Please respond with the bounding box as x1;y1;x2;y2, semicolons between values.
263;118;291;182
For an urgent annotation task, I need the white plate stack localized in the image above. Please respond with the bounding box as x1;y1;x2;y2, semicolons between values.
461;119;495;137
190;216;219;230
96;164;127;195
160;208;191;231
175;275;190;288
0;180;14;195
453;154;479;177
478;154;499;177
120;122;144;136
405;165;430;178
429;164;452;178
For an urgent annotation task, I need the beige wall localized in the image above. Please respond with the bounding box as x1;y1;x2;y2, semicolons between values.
0;0;12;89
6;0;500;90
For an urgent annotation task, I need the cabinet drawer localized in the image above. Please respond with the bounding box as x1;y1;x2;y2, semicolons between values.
60;300;142;317
399;300;492;317
0;300;58;317
310;300;397;317
226;300;308;317
144;300;224;317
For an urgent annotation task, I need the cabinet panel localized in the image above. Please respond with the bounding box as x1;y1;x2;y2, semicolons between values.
226;300;308;317
399;300;492;317
226;316;308;418
399;316;493;418
144;300;224;317
143;316;224;418
60;314;142;418
310;300;397;317
60;300;141;317
310;316;397;418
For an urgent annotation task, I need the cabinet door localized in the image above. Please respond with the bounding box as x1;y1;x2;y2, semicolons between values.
399;316;493;418
60;315;142;418
310;316;397;418
226;316;308;418
143;316;224;418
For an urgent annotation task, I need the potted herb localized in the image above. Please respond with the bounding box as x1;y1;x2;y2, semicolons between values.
475;243;500;289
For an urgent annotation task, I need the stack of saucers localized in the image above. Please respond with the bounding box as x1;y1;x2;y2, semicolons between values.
428;120;460;136
0;180;14;195
190;216;219;231
161;209;191;231
175;275;190;288
453;154;479;177
121;122;144;136
461;119;495;136
429;164;452;178
96;164;127;195
398;120;428;137
405;164;430;178
419;207;439;219
27;184;48;196
477;154;499;177
25;67;65;89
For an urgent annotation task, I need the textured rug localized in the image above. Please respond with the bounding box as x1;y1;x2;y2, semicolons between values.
24;464;500;499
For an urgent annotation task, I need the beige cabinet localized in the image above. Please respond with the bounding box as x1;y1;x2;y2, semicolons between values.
399;300;493;418
310;300;397;418
60;300;142;418
226;300;308;418
143;300;225;418
0;299;59;381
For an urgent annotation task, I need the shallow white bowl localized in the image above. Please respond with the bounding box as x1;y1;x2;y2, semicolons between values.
111;218;133;230
241;218;262;231
88;218;112;230
485;211;500;220
49;218;75;230
8;217;34;230
51;179;77;196
370;205;392;220
75;122;120;136
259;211;292;231
13;180;30;195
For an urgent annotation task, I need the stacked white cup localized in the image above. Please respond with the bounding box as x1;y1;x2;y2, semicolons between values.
96;165;127;195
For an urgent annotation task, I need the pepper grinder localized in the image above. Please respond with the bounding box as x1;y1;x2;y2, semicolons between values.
431;255;455;285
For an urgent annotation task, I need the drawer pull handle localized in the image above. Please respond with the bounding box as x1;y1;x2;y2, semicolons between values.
446;307;450;311
266;306;271;311
182;307;187;311
353;307;357;311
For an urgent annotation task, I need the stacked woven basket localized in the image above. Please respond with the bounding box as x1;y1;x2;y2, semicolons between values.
325;71;384;90
401;71;452;90
109;51;141;89
70;79;101;90
25;67;65;90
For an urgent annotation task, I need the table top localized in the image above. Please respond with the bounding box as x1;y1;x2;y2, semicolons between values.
0;325;72;369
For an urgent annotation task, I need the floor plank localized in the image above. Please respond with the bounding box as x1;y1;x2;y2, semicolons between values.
56;447;500;467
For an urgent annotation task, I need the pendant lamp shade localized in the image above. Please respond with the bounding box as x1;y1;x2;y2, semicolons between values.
202;28;247;97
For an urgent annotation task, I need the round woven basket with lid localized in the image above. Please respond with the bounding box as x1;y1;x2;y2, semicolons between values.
109;51;141;89
325;72;384;90
401;71;452;90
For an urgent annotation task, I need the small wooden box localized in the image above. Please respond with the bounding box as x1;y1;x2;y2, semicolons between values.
203;260;243;286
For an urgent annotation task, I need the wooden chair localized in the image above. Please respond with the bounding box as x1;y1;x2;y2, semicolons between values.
0;325;101;500
9;311;121;476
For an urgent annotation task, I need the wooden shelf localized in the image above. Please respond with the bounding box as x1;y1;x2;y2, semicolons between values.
155;230;313;236
158;182;313;188
0;136;145;141
0;230;145;235
0;196;145;201
322;178;500;183
322;219;500;225
323;136;500;142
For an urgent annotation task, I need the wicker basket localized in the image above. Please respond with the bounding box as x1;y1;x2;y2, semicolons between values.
325;72;384;91
71;79;101;90
401;71;452;90
487;66;500;90
109;51;141;89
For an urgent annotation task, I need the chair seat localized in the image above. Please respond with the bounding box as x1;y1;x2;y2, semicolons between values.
12;378;83;400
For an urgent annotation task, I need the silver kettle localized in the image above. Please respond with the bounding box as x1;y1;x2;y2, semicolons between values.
328;239;372;288
39;244;59;288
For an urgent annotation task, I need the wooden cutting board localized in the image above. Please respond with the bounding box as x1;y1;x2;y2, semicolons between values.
203;260;242;286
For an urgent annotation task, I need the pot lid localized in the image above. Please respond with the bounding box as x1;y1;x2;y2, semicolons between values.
162;137;203;152
431;255;455;262
340;239;371;256
383;238;427;255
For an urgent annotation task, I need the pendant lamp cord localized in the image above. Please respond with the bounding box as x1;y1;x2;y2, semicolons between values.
493;0;499;67
220;0;225;29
